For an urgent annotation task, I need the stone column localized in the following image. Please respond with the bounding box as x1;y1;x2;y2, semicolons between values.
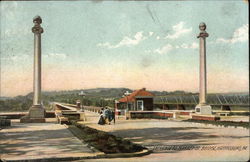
21;16;45;123
195;22;212;115
32;16;43;106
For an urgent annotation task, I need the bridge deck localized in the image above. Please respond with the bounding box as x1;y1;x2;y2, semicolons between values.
77;111;249;161
0;120;102;161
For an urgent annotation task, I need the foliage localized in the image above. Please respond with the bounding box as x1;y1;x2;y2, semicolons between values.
0;96;32;112
0;88;194;112
69;121;145;153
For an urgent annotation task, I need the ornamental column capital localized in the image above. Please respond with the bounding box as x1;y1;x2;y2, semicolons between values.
197;22;208;38
32;15;44;34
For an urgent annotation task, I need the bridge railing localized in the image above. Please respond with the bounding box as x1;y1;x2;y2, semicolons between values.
154;93;249;106
84;106;103;113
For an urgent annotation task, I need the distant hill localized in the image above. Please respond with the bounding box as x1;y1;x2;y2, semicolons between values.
38;88;198;99
40;88;133;98
0;88;248;112
1;88;135;111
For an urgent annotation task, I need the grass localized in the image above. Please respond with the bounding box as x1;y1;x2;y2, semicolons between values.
68;120;145;154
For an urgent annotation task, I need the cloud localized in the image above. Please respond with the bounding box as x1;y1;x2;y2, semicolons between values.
44;53;67;59
149;42;198;54
97;31;147;49
149;32;154;36
96;42;113;49
190;42;199;49
216;24;248;44
180;42;198;49
165;21;192;39
3;28;30;38
154;44;173;54
181;44;189;49
1;54;29;61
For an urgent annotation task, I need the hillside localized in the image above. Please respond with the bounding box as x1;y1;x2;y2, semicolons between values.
0;88;195;112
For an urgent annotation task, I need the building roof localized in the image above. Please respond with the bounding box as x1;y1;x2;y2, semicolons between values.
118;88;154;103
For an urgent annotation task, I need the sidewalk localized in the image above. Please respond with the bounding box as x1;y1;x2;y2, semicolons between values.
0;120;103;161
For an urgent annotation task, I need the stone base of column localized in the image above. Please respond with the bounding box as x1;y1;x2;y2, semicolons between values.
191;114;220;121
195;104;212;115
20;117;45;123
29;105;45;118
20;105;46;123
192;104;220;121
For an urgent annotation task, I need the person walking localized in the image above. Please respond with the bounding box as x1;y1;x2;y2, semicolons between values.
103;107;110;124
98;108;105;125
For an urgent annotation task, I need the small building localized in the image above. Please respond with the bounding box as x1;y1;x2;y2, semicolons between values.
116;88;154;112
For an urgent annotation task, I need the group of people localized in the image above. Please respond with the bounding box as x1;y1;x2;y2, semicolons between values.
98;107;115;125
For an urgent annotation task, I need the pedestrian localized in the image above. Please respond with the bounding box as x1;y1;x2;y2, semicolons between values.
99;107;104;115
98;108;105;125
112;110;115;124
103;107;110;124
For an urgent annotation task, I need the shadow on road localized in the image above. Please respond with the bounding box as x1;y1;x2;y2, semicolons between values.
0;123;93;158
110;127;247;153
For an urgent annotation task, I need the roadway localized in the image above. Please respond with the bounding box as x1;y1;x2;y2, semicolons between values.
77;111;250;162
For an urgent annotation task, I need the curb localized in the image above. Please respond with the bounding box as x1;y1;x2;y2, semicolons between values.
182;120;249;129
97;149;152;159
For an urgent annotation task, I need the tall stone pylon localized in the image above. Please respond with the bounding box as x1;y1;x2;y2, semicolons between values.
21;16;46;123
195;22;212;115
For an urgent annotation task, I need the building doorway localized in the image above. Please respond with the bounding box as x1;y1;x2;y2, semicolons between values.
137;100;144;111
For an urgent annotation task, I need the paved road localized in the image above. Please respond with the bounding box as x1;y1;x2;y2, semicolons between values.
78;111;250;162
0;120;101;161
1;112;248;162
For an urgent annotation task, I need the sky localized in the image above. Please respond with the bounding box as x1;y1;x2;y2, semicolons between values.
0;0;249;97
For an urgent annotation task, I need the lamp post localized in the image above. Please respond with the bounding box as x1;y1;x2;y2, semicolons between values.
79;91;86;112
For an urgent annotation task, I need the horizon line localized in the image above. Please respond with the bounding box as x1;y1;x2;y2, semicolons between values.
1;87;249;98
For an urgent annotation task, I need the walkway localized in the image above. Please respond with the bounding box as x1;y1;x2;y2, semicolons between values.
0;120;102;161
